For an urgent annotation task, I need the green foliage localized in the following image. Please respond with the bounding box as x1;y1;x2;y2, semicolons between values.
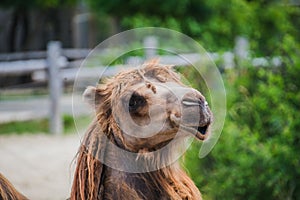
0;119;48;134
185;39;300;199
86;0;300;54
87;2;300;198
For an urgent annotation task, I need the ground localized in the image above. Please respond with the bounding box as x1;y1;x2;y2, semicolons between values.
0;134;81;200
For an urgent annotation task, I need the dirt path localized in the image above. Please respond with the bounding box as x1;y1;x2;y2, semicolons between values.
0;134;81;200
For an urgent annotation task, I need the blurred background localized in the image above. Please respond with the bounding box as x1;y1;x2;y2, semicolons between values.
0;0;299;199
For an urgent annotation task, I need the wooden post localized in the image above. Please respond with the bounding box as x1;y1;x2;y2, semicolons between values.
223;51;235;69
234;36;249;61
73;13;90;48
143;36;158;59
47;41;63;135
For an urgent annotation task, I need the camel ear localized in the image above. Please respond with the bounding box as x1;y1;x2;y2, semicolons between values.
83;86;102;107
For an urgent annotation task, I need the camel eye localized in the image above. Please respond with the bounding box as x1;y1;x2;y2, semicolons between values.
129;93;146;112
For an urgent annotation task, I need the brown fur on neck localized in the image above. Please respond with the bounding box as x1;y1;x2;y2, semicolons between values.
70;121;201;200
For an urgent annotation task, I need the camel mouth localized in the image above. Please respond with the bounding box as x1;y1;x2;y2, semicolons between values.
194;125;209;140
179;123;210;141
197;125;208;135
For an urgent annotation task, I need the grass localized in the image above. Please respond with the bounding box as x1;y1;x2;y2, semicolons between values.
0;119;48;134
0;115;91;135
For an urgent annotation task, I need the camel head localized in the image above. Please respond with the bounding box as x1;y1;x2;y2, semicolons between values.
83;60;212;152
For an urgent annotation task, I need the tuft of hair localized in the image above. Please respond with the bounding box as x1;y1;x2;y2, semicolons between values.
0;173;27;200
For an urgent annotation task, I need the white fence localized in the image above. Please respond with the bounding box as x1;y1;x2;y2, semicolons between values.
0;37;282;134
0;42;89;135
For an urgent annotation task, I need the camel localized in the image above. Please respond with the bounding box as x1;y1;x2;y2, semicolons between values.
70;60;212;200
0;60;212;200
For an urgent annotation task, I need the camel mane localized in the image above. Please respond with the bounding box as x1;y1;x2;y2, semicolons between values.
70;61;203;200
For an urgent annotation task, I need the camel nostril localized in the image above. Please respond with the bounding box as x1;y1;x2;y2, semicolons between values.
182;99;209;113
182;93;207;107
182;100;201;106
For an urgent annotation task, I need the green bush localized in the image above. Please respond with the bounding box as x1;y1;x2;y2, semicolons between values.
185;41;300;199
70;1;300;197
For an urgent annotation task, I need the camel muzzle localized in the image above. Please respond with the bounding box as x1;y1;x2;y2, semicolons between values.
179;92;212;140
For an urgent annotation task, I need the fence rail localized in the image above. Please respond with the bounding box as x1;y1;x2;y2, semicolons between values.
0;48;90;62
0;36;282;134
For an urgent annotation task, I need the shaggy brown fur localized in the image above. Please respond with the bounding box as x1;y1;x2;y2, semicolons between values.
71;60;212;200
0;173;27;200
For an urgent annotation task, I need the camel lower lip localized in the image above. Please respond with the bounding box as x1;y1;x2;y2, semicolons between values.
179;125;207;140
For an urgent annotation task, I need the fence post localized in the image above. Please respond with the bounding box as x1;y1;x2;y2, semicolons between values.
234;36;249;62
47;41;63;135
144;36;158;59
